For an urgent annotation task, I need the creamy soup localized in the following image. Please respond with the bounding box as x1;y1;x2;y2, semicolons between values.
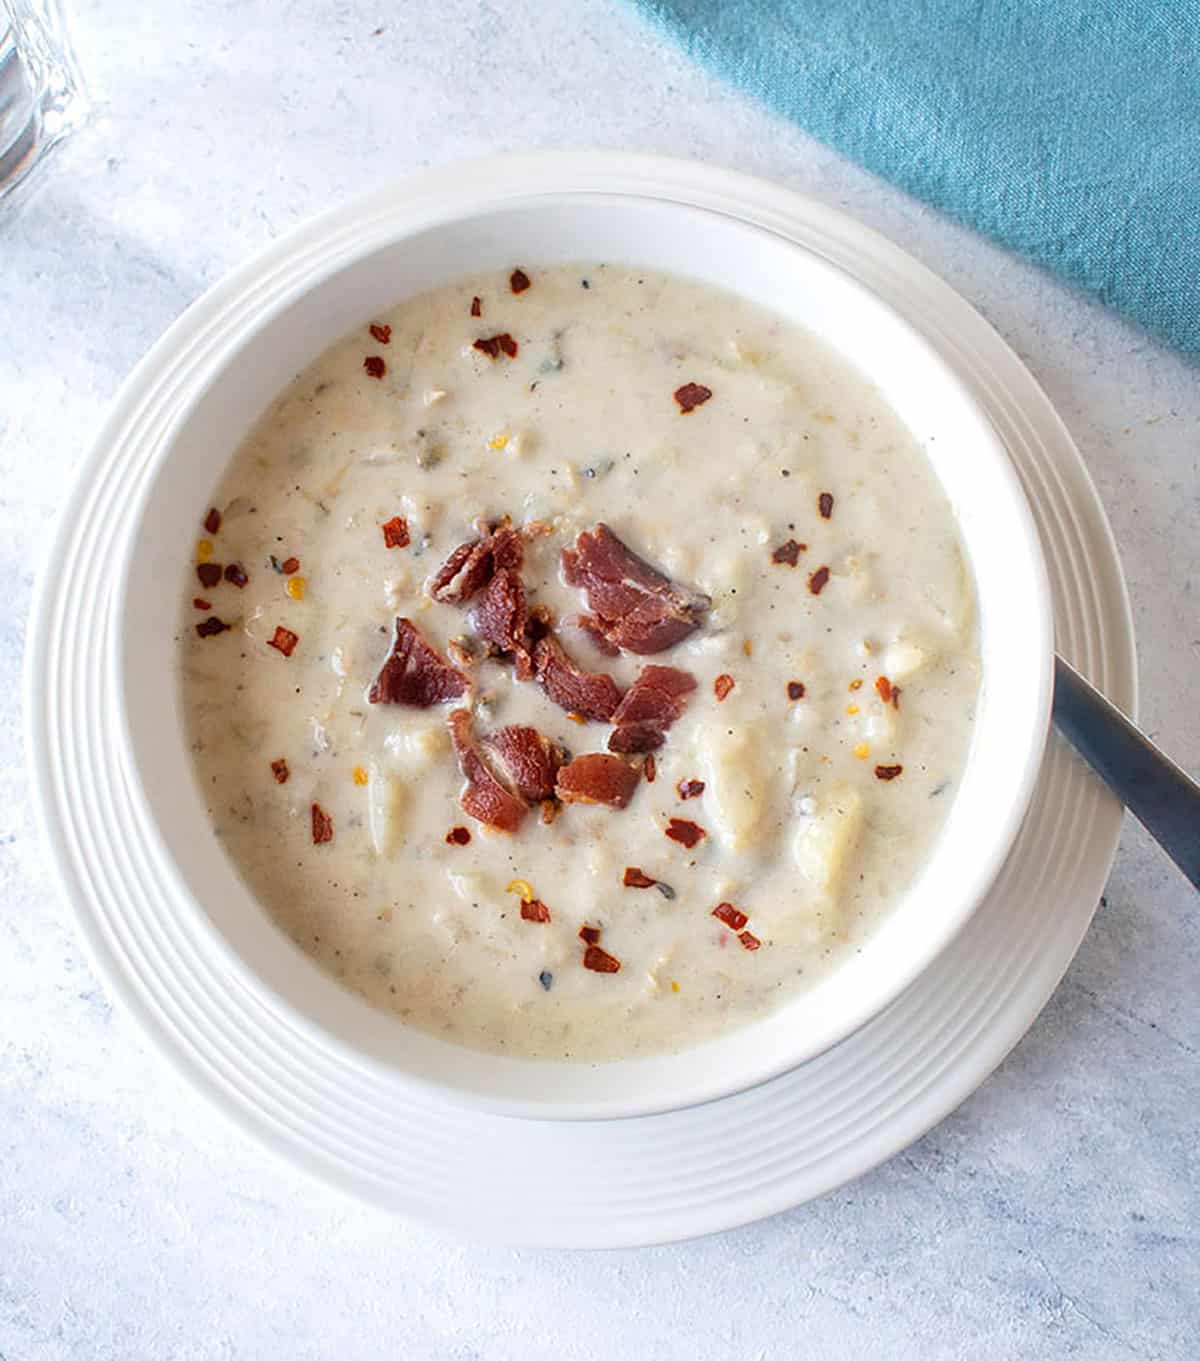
181;263;979;1062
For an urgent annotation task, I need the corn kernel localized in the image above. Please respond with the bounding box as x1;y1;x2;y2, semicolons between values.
566;712;586;724
853;742;870;759
670;980;681;994
353;765;369;786
742;640;753;657
286;576;306;600
846;703;860;716
488;432;509;450
848;679;863;691
196;539;214;563
506;878;534;903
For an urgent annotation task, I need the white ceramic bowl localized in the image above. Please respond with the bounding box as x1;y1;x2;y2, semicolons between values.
114;186;1053;1121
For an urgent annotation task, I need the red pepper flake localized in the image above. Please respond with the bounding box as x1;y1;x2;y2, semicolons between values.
197;562;223;589
268;625;299;657
520;898;551;923
363;355;386;379
311;802;334;844
270;758;289;784
714;673;735;701
193;597;212;611
787;680;806;701
771;539;805;566
673;382;712;413
738;930;762;951
195;616;229;638
875;675;893;704
381;515;410;549
445;825;471;846
623;867;657;889
510;268;531;294
643;753;657;783
676;779;705;800
712;902;749;931
280;556;300;575
818;491;834;519
203;507;221;535
369;322;392;345
875;764;904;781
578;925;601;945
473;333;518;360
808;565;831;595
665;817;706;849
470;295;482;317
224;562;249;588
583;944;621;973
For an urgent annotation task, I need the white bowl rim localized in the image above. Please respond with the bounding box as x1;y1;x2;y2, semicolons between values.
108;156;1055;1121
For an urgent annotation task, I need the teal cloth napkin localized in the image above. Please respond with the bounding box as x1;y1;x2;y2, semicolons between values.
634;0;1200;360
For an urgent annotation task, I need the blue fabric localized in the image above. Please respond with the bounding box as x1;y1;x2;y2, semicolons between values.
633;0;1200;360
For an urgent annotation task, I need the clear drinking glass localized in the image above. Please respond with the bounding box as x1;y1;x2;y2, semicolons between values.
0;0;85;205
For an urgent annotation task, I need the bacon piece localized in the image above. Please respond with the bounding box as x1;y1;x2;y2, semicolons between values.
448;709;528;833
482;725;562;802
196;616;228;638
787;681;806;700
673;382;712;413
510;268;531;293
608;664;696;754
311;803;334;844
268;626;298;656
575;614;621;657
818;491;834;519
738;931;761;951
203;507;221;535
472;567;530;670
473;333;518;359
381;516;410;549
363;356;386;379
623;867;657;889
714;673;734;701
470;295;482;317
578;925;601;945
445;825;471;845
676;779;705;800
556;753;640;809
875;764;904;781
280;556;300;575
193;598;212;611
270;758;289;784
771;539;805;566
368;617;469;706
196;562;222;589
369;322;392;345
664;817;705;848
583;944;621;973
808;566;831;595
562;523;709;655
875;675;893;704
533;633;623;723
712;902;748;931
429;521;524;605
224;562;249;588
520;899;551;923
643;753;657;782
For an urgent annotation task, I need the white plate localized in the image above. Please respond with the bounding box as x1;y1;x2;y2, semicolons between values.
26;154;1134;1247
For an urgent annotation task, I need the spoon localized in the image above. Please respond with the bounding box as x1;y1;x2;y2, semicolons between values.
1052;654;1199;890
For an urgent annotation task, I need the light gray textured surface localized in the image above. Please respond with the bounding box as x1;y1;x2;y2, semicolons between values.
2;1;1197;1357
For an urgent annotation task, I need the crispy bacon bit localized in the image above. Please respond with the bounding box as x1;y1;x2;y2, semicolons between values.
556;752;641;809
193;597;212;611
270;758;289;784
311;803;333;844
381;516;410;549
482;725;562;802
608;664;696;753
712;902;748;931
643;753;657;783
578;924;601;945
520;898;551;923
369;322;392;345
445;825;471;845
197;562;223;589
268;625;299;657
470;295;482;317
808;565;831;595
510;268;531;294
369;617;469;705
448;709;528;833
562;523;710;654
676;779;705;800
473;333;518;360
575;614;621;657
818;491;834;519
771;539;805;566
280;556;300;575
196;616;229;638
738;931;761;951
664;817;706;849
583;944;621;973
224;562;249;588
875;764;904;781
673;382;712;413
787;681;806;700
875;675;893;704
890;685;902;710
541;799;559;825
714;673;735;701
203;507;221;535
429;521;524;604
363;355;386;379
623;867;657;889
473;567;530;669
534;634;623;723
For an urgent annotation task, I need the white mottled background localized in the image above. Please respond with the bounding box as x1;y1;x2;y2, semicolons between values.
2;2;1197;1357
